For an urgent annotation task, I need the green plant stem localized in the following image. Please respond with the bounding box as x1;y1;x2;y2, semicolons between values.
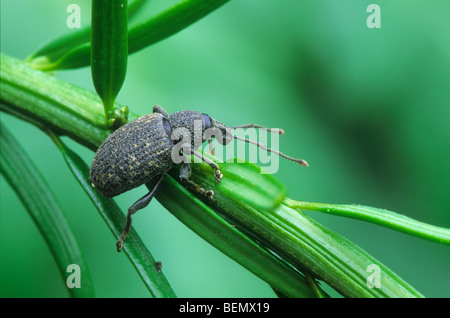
0;123;95;298
1;54;108;151
286;200;450;245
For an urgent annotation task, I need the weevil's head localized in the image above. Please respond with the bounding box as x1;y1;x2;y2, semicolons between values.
202;114;233;145
167;110;233;148
168;109;309;167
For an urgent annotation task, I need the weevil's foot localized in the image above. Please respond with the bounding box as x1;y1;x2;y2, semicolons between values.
155;261;163;272
116;239;124;252
205;190;215;201
197;186;216;202
116;232;128;252
215;170;223;183
182;177;217;202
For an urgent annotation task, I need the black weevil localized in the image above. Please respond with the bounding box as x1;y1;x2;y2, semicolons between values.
90;105;308;251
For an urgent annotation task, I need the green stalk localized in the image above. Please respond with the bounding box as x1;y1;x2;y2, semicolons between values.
91;0;128;122
1;54;109;151
0;123;95;298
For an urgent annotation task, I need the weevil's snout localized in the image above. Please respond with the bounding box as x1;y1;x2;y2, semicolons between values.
203;115;233;145
215;123;233;145
220;126;233;145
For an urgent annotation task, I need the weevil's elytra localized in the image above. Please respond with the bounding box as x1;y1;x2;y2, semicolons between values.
90;112;173;197
89;105;308;251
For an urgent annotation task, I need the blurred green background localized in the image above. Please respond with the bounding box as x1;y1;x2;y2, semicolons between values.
1;0;449;297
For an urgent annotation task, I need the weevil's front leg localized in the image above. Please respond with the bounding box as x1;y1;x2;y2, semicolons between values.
191;149;222;183
116;175;164;252
208;139;215;155
180;162;215;200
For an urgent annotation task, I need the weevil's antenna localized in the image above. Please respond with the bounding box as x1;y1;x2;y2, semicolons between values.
233;135;309;167
230;124;285;135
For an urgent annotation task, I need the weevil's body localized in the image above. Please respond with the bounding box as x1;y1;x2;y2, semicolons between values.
90;105;307;252
90;113;173;197
90;109;209;197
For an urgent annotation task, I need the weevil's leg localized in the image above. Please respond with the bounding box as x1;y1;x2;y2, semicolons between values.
208;138;215;155
180;162;215;200
116;175;164;252
191;149;222;183
152;105;169;117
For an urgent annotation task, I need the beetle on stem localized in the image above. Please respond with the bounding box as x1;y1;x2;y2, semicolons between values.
90;105;308;251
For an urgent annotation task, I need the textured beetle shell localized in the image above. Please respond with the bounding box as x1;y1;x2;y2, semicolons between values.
168;110;204;149
90;113;174;197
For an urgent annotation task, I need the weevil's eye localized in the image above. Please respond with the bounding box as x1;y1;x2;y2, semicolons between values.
201;114;212;130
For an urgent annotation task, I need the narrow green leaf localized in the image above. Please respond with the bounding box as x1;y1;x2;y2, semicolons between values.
0;123;95;298
26;28;91;71
91;0;128;120
26;0;147;70
276;204;424;297
48;132;177;298
285;200;450;245
127;0;230;54
126;0;148;19
32;0;229;71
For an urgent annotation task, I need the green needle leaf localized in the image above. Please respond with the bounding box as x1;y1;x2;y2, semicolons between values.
26;0;147;71
91;0;128;121
273;204;423;298
48;132;177;298
286;199;450;245
127;0;230;54
0;123;95;298
29;0;230;71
